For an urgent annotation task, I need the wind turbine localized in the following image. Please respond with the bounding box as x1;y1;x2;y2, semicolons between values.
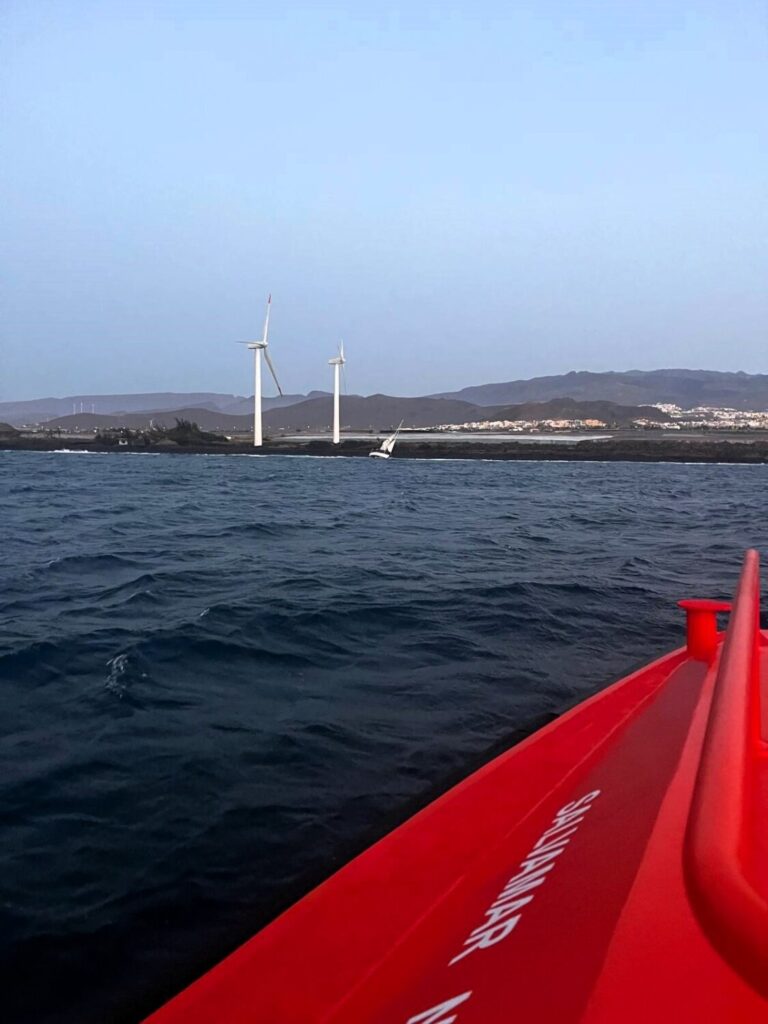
240;294;283;447
328;341;345;444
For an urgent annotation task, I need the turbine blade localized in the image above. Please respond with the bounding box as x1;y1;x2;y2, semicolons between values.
263;347;283;396
263;294;272;345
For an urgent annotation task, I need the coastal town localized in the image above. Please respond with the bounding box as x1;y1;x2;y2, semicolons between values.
436;405;768;434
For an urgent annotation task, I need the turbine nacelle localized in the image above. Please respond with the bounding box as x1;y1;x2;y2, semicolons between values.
328;341;345;366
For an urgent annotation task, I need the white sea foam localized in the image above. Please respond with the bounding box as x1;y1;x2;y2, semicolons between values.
52;448;109;455
105;653;130;696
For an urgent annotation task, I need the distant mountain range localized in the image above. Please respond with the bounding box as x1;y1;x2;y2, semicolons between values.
431;369;768;409
42;397;669;433
5;369;768;430
217;391;328;416
0;390;314;425
262;396;669;431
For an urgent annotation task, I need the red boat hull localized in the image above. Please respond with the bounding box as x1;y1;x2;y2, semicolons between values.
145;551;768;1022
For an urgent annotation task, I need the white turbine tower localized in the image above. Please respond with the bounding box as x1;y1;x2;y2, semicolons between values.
240;294;283;447
328;341;345;444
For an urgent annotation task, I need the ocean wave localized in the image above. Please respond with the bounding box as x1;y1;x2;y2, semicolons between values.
41;552;142;574
1;451;764;1024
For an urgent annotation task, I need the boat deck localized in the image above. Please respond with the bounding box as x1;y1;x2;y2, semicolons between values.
145;552;768;1023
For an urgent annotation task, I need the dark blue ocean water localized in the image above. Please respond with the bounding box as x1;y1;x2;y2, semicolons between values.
1;451;766;1023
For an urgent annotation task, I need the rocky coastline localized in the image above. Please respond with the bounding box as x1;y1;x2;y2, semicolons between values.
5;434;768;463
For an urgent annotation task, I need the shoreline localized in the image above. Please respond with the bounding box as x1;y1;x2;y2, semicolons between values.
5;436;768;464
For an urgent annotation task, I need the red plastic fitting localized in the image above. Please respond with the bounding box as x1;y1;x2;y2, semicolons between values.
678;598;732;661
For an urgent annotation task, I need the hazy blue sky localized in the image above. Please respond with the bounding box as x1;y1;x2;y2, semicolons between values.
1;1;766;399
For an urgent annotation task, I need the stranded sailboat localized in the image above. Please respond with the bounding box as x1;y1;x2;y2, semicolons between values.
369;420;403;459
145;549;768;1023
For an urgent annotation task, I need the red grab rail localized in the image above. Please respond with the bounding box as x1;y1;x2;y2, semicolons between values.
684;549;768;993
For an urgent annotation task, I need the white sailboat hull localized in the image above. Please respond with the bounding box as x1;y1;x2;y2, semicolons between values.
370;421;403;459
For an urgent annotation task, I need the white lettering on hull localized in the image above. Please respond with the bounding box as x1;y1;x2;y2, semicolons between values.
406;990;473;1023
400;789;602;1021
448;790;601;965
